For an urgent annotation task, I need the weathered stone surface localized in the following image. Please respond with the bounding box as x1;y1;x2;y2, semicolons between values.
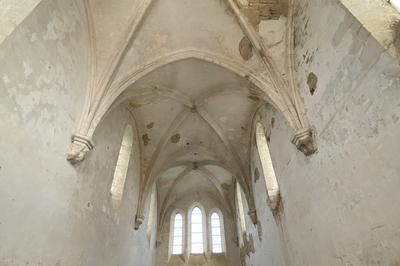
239;36;254;60
244;1;400;266
0;1;155;265
0;0;42;44
1;0;399;265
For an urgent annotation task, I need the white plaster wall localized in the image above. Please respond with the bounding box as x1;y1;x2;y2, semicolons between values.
0;0;42;44
0;0;154;265
70;105;153;266
244;113;287;266
0;0;88;263
246;0;400;265
337;0;400;61
235;140;286;266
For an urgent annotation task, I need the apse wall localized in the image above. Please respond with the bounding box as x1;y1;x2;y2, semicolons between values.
0;0;154;265
246;0;400;265
155;193;240;266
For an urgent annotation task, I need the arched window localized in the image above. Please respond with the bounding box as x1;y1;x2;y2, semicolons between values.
255;122;280;210
172;213;184;255
190;207;204;254
210;212;224;253
110;125;133;211
236;182;247;234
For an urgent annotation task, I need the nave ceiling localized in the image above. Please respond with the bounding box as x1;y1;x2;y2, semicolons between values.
66;0;317;228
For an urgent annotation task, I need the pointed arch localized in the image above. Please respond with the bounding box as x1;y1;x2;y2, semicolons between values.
110;124;133;211
209;209;226;253
67;7;317;167
69;48;316;229
73;50;299;217
156;164;236;238
255;122;280;210
88;49;300;140
188;203;207;254
169;210;185;256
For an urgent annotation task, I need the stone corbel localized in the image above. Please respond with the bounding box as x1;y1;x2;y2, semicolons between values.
134;214;145;230
248;209;258;225
292;128;317;156
66;134;94;164
240;233;255;264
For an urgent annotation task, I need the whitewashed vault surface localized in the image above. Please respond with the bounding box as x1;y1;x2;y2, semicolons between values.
66;0;317;228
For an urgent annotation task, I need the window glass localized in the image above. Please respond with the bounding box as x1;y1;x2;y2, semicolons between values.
211;212;223;253
191;207;203;254
256;123;280;208
110;125;133;211
172;214;183;255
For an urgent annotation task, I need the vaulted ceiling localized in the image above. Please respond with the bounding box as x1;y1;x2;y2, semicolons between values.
120;58;261;220
67;0;317;227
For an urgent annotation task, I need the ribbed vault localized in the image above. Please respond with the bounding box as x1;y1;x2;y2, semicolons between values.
66;0;318;230
118;58;261;224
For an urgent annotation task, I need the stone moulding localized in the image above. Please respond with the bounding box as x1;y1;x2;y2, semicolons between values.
291;128;317;156
65;0;153;165
67;41;317;165
66;0;319;229
240;233;255;266
228;0;318;156
134;214;145;230
267;191;280;210
247;209;258;225
66;134;94;164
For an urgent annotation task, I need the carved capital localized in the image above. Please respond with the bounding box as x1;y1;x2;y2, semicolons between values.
267;191;280;211
134;214;145;230
292;128;317;156
66;134;94;164
248;209;258;225
241;233;255;260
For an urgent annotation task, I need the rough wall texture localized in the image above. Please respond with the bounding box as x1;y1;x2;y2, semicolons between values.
338;0;400;61
241;105;287;266
1;0;399;265
0;0;154;265
69;105;154;266
0;0;42;44
245;0;400;265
